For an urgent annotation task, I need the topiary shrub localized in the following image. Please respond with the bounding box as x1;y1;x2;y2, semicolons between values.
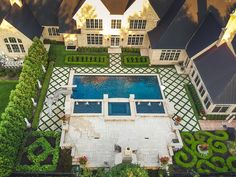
104;163;148;177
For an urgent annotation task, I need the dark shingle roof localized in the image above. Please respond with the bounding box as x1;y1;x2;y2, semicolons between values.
186;13;222;58
148;0;188;49
194;44;236;104
232;35;236;53
148;0;236;49
0;0;11;23
148;0;175;19
58;0;85;33
25;0;63;26
101;0;135;15
4;4;43;40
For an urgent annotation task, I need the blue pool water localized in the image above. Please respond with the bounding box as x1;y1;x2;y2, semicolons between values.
74;102;102;113
72;75;162;99
136;102;165;114
108;102;131;116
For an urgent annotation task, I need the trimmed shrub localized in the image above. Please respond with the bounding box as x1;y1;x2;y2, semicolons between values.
65;55;109;67
77;47;108;53
103;163;148;177
122;55;150;67
0;37;49;177
16;131;60;172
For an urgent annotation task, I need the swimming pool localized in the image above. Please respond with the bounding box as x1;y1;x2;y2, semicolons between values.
108;102;131;116
71;75;163;99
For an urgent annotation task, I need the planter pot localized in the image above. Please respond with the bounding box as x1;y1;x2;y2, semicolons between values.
197;145;209;155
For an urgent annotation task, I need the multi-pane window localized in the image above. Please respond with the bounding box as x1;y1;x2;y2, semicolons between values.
130;20;147;29
204;96;211;109
199;85;206;97
194;75;200;86
87;34;103;45
127;35;144;45
4;37;25;53
86;19;103;29
212;106;229;113
111;19;121;29
191;69;195;78
160;50;181;61
48;27;60;36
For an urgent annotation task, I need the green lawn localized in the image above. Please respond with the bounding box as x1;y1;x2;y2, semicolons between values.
49;44;108;67
0;80;17;115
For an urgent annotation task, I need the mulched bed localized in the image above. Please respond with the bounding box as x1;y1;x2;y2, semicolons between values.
56;149;72;172
45;137;56;148
20;152;33;165
33;146;44;156
40;154;53;165
24;136;37;147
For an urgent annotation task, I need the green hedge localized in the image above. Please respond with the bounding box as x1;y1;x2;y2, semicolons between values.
0;38;49;176
122;55;150;67
65;55;109;67
122;47;140;54
16;131;60;172
77;47;108;53
32;62;54;129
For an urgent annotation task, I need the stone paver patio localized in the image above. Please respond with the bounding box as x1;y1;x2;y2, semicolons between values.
38;54;200;132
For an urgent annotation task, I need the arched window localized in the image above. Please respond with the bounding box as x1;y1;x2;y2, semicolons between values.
4;37;25;53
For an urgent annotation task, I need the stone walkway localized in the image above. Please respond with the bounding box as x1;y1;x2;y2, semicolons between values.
158;67;200;132
38;55;200;132
38;54;156;131
199;120;236;130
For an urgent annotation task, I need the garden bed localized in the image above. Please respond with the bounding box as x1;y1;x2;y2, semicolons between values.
16;131;60;172
121;55;150;67
65;55;109;67
174;130;236;173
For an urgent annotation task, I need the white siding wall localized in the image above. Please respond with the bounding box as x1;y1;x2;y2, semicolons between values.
0;19;33;58
70;0;159;48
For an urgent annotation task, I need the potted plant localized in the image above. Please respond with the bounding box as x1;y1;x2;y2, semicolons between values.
174;116;182;125
78;156;88;166
197;143;209;155
160;156;169;165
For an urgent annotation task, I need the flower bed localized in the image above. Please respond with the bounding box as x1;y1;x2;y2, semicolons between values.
174;130;236;173
65;55;109;67
16;131;60;172
122;55;150;67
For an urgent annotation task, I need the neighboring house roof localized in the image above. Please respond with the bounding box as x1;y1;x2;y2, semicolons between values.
4;4;43;40
194;44;236;104
148;0;175;19
148;0;236;49
25;0;63;26
101;0;135;15
232;35;236;53
0;0;11;24
58;0;85;33
186;13;222;58
148;0;187;49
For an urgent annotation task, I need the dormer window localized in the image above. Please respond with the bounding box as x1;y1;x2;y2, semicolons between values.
130;20;146;30
86;19;103;29
48;27;60;36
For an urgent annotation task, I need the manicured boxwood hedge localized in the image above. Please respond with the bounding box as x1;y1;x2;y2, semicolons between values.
16;131;60;172
77;47;108;53
0;38;49;177
65;55;109;67
122;55;150;67
174;131;236;173
122;47;140;54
